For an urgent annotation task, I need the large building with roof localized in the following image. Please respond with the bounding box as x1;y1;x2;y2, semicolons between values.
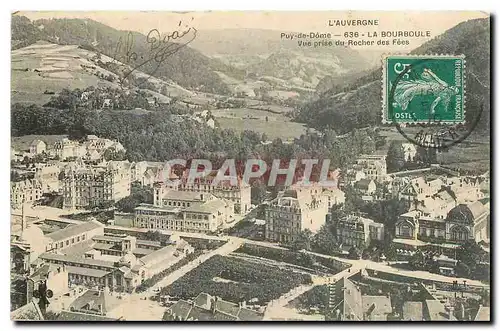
164;171;251;215
134;187;235;233
35;232;193;292
264;186;329;243
62;161;132;209
395;200;490;244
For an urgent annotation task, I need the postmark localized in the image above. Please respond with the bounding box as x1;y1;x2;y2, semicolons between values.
383;54;465;124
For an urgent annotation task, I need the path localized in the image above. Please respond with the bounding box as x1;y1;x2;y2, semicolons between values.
105;225;489;289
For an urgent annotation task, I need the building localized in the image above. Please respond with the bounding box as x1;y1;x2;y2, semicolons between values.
402;143;417;162
350;154;388;183
33;163;61;193
11;179;43;208
66;289;120;316
84;135;125;158
62;161;131;210
11;217;105;268
51;138;86;160
37;234;193;292
30;139;46;155
322;188;346;209
165;172;251;215
164;292;264;321
354;179;376;195
135;186;235;233
474;306;490;321
48;136;125;162
45;220;105;253
346;169;367;186
265;187;328;243
334;215;384;248
395;200;489;244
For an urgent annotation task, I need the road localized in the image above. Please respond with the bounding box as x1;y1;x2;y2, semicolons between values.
106;237;243;321
106;224;489;289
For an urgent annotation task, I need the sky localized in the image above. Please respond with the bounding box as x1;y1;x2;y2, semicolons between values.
18;11;489;52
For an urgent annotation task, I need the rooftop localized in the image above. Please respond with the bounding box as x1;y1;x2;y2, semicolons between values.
65;265;110;278
45;220;103;242
39;252;115;269
184;199;228;214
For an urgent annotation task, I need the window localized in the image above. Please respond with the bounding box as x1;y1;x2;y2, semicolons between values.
66;240;70;246
71;238;75;244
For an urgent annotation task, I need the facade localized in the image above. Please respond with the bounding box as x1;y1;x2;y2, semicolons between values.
11;179;43;208
29;139;46;155
395;200;490;244
265;187;328;243
165;173;251;215
328;277;393;321
62;161;131;209
49;136;125;161
33;164;61;193
354;179;376;195
351;154;388;183
134;186;235;233
335;215;384;248
51;138;86;160
402;143;417;162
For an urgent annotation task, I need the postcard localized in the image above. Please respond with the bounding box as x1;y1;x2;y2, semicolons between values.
10;11;490;322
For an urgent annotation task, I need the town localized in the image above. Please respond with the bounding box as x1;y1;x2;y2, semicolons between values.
10;134;490;321
10;11;490;323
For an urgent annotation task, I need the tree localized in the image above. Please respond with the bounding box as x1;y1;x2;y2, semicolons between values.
115;184;153;213
290;229;313;251
348;246;361;260
251;180;267;205
386;141;406;173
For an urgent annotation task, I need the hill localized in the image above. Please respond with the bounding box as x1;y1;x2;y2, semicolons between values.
11;15;231;95
191;28;372;88
11;41;195;105
298;18;490;134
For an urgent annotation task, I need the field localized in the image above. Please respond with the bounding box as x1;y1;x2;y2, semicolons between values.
11;42;122;105
161;254;311;305
437;144;490;172
378;127;490;173
234;244;347;275
213;107;307;140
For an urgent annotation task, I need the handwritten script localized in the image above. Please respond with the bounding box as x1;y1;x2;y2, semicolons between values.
112;18;197;88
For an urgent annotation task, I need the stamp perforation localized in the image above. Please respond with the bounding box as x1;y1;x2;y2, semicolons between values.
381;54;466;126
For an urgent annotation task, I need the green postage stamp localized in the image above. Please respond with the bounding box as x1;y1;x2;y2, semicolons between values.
383;55;466;124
